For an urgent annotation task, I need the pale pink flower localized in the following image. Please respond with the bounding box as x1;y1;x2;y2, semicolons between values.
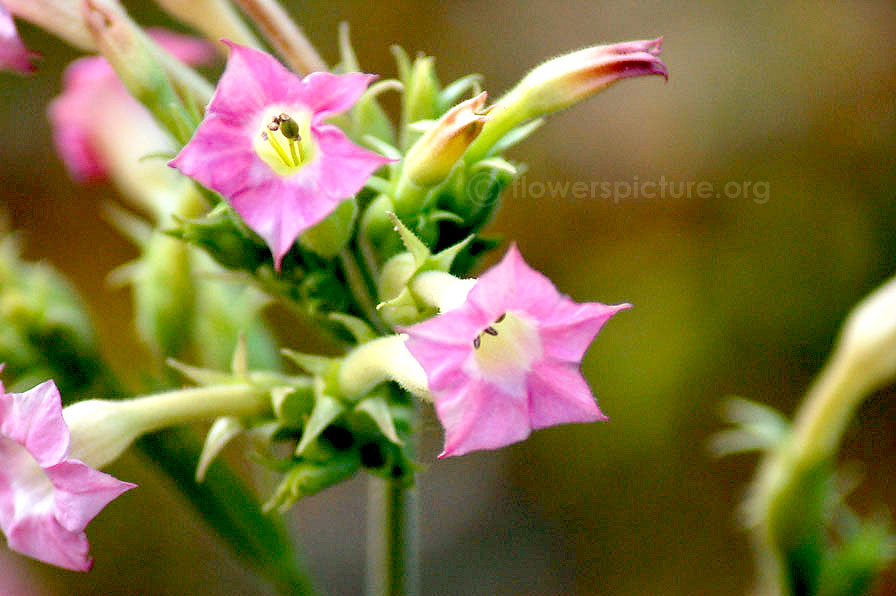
0;378;135;571
169;41;393;269
0;3;36;73
48;29;214;184
403;245;629;457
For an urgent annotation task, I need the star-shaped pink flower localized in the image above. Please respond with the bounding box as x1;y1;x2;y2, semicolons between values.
0;4;36;73
402;245;629;457
169;41;393;269
0;378;135;571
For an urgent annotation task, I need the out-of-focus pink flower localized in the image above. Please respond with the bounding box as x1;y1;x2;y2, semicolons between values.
0;3;36;73
169;41;393;269
48;28;214;184
0;378;135;571
402;245;629;457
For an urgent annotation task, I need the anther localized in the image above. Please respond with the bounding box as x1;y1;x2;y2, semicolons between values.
267;121;280;131
483;326;498;336
279;117;300;140
473;336;481;349
495;313;506;323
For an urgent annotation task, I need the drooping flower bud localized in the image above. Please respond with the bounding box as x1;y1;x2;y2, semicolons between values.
402;92;490;188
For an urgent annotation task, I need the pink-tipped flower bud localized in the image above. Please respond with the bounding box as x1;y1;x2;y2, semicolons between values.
466;38;667;162
510;37;667;116
403;92;490;188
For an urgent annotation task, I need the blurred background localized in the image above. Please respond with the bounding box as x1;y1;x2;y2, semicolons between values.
1;0;895;594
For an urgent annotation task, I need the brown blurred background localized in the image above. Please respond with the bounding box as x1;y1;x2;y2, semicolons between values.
1;1;895;594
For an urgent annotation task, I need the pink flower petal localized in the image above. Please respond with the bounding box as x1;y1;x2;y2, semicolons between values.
437;380;531;458
5;511;92;571
47;461;135;533
403;245;627;457
0;379;135;571
170;42;393;269
0;5;36;73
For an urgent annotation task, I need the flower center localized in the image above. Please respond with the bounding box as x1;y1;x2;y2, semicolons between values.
471;311;543;388
252;109;315;176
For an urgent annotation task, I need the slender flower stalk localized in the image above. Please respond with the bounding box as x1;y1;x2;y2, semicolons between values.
749;275;896;593
153;0;262;52
231;0;326;74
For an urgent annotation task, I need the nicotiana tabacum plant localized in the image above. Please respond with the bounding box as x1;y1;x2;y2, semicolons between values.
0;0;672;593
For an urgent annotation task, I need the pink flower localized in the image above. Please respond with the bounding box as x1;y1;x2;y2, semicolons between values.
48;29;214;184
402;245;629;457
169;41;393;269
0;378;135;571
0;3;36;73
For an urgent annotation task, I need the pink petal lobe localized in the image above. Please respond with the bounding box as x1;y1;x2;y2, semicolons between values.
6;513;92;572
0;381;69;466
312;124;394;197
298;72;379;122
539;301;630;362
0;5;36;73
437;380;531;458
47;460;136;533
210;41;294;120
527;360;607;429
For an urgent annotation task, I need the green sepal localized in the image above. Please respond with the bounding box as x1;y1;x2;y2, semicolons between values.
485;118;544;157
295;392;346;456
281;349;339;377
271;385;314;423
438;74;483;113
353;394;403;445
328;312;377;344
264;452;361;512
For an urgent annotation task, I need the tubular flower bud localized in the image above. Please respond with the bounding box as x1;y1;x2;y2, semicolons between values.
466;37;667;162
403;92;490;188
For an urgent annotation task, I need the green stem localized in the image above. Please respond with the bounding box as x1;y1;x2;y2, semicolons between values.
752;351;878;594
339;247;390;334
366;477;419;596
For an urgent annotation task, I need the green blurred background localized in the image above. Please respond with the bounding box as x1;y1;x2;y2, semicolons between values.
1;1;894;594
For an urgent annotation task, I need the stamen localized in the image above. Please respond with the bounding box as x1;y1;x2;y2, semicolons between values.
473;336;481;349
288;139;301;165
266;131;292;166
483;326;498;336
495;313;506;323
267;121;280;131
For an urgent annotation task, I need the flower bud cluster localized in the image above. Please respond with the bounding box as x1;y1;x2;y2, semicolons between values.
1;0;667;575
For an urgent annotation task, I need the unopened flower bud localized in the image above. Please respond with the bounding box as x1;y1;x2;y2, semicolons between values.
403;92;490;188
466;38;667;162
